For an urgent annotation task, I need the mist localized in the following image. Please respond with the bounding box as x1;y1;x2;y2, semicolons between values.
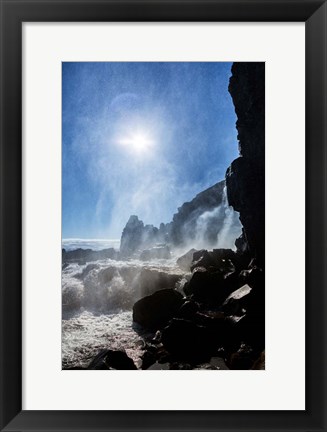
62;62;239;239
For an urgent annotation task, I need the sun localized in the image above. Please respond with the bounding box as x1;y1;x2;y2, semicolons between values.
117;132;154;153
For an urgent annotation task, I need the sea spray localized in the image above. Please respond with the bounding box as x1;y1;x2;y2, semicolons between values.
216;186;242;248
62;258;185;317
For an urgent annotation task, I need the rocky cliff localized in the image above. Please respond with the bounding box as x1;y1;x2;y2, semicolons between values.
169;180;226;248
226;62;265;265
120;215;166;257
120;180;241;257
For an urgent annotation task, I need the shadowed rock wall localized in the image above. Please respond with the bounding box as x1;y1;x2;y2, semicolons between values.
226;62;265;265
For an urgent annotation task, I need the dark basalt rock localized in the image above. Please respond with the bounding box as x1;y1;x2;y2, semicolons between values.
161;318;220;362
239;265;264;289
191;248;238;274
251;350;265;370
134;268;182;298
184;267;236;306
226;343;258;370
87;349;137;370
227;62;265;265
190;249;218;272
132;289;184;330
177;300;200;320
62;248;117;265
222;284;252;316
176;248;197;272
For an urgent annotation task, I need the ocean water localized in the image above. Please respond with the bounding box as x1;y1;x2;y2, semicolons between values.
62;238;120;252
62;254;186;369
61;193;241;369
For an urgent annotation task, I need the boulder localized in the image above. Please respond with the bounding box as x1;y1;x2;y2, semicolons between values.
239;266;264;289
134;268;182;298
190;249;217;272
184;268;230;306
227;343;258;370
251;350;265;370
87;350;137;370
133;289;184;330
176;248;197;271
177;300;200;320
161;318;220;361
190;248;239;273
222;284;252;316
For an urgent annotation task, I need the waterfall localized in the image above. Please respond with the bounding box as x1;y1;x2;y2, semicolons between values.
216;186;242;249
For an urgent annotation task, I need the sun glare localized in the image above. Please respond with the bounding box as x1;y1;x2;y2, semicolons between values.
118;132;154;153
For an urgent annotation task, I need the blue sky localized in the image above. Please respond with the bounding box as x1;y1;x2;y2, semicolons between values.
62;62;238;239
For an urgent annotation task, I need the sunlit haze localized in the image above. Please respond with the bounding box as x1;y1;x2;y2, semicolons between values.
62;62;238;238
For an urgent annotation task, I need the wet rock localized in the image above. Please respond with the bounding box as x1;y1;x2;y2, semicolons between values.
222;284;252;316
169;362;192;370
227;343;258;370
191;249;217;271
251;350;265;370
147;362;170;370
63;366;86;370
133;289;184;330
235;229;249;254
87;350;137;370
190;248;240;274
177;300;200;320
152;330;162;344
141;343;158;370
194;311;225;328
161;318;220;361
176;248;197;271
183;268;230;306
134;268;182;298
237;313;265;351
239;265;264;289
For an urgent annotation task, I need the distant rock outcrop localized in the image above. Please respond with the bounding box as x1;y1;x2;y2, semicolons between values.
120;180;242;257
62;248;117;265
120;215;167;257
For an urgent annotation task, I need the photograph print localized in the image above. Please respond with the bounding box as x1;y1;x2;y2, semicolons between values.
62;62;265;370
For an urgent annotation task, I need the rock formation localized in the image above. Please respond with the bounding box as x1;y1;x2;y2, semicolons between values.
226;62;265;265
62;247;117;265
120;215;167;257
120;180;241;257
131;62;266;370
169;180;228;248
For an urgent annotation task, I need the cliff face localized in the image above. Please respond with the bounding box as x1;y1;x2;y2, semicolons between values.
226;62;265;265
120;180;241;257
170;180;227;247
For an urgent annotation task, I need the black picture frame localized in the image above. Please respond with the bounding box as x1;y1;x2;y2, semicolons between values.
0;0;326;431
